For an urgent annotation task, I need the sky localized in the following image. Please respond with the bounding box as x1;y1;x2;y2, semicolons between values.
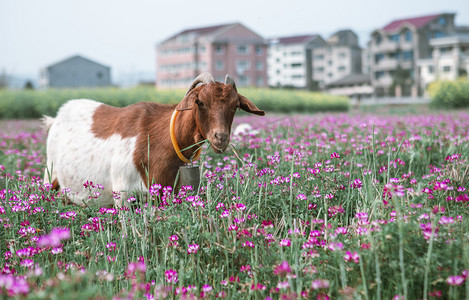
1;0;468;85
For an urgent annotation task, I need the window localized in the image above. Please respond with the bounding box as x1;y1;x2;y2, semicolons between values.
338;52;346;58
292;75;303;79
443;66;451;72
389;52;400;59
256;61;264;71
438;16;447;25
291;51;302;56
338;66;346;72
199;46;206;53
215;45;224;55
404;30;412;42
440;47;452;54
256;77;264;86
375;53;385;63
376;35;382;45
389;34;400;42
375;71;385;79
97;72;103;79
238;76;250;86
215;60;224;71
402;50;413;61
315;67;324;73
434;31;446;38
428;66;434;74
237;60;250;71
314;54;324;60
237;45;249;55
255;46;263;55
291;63;302;68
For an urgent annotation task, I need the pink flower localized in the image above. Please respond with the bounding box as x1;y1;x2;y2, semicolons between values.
446;275;464;286
37;227;71;248
187;244;199;254
343;251;359;263
351;179;363;189
311;279;330;289
165;269;178;283
273;261;292;276
330;152;340;159
279;239;291;247
243;241;255;248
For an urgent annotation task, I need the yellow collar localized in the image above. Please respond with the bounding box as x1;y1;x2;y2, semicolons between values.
170;110;202;163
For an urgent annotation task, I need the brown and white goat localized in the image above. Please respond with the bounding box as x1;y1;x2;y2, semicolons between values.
43;73;264;207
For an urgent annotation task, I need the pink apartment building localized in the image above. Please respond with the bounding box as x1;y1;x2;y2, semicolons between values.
156;23;268;88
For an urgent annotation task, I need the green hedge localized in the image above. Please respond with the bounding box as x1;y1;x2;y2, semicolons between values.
0;87;349;119
428;78;469;108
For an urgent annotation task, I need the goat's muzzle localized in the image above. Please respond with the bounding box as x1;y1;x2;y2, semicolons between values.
210;131;230;153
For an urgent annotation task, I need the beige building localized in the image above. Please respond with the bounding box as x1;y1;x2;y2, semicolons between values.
368;13;457;97
418;34;469;90
156;23;267;88
312;30;363;89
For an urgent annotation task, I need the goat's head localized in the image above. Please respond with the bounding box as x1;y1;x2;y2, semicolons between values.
176;72;265;153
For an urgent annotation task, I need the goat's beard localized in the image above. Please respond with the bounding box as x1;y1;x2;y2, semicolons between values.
210;142;228;154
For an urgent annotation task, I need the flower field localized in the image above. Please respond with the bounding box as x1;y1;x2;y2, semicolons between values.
0;111;468;299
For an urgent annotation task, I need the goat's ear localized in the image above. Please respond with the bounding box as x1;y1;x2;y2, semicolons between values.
239;95;265;116
176;91;198;111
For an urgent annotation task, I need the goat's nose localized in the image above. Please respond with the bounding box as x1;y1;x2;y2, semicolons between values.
214;131;229;143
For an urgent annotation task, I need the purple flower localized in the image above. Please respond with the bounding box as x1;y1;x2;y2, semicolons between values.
311;279;330;289
37;227;71;248
446;275;464;286
165;269;178;283
187;244;199;254
273;261;292;276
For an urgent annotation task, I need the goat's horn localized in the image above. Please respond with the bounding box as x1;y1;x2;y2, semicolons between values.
224;74;237;91
186;72;215;95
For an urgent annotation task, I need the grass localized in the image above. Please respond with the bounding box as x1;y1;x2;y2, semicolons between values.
0;87;349;119
0;110;468;299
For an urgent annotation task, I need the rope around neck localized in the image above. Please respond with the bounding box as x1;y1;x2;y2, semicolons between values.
170;110;202;163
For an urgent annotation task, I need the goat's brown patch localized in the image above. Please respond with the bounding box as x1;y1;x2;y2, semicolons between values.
92;103;144;139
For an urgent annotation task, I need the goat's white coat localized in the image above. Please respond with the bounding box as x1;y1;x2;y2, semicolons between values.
44;99;145;207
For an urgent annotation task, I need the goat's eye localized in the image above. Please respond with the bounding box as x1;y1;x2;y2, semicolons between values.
196;100;206;108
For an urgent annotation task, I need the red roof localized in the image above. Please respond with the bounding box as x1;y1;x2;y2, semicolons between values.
269;34;319;45
382;14;441;32
177;23;235;36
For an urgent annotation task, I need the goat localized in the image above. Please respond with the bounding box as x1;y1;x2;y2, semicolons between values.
43;73;264;207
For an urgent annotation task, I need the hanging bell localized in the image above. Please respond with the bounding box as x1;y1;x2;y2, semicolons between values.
178;165;200;190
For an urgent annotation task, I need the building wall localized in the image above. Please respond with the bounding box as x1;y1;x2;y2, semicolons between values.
44;57;111;88
268;43;308;87
369;14;456;97
157;24;267;89
312;45;362;88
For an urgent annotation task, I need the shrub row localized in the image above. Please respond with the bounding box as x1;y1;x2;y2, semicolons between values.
428;78;469;108
0;87;349;118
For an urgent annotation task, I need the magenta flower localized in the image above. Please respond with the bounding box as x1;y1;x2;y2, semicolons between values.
279;239;291;247
243;240;255;248
273;261;292;276
37;227;71;248
446;275;464;286
127;261;146;274
343;251;359;263
351;178;363;189
311;279;330;289
165;269;178;283
187;244;199;254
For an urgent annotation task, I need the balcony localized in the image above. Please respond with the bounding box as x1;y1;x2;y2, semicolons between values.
370;41;399;53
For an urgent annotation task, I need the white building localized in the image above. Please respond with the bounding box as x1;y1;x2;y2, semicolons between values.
267;35;325;89
418;34;469;90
